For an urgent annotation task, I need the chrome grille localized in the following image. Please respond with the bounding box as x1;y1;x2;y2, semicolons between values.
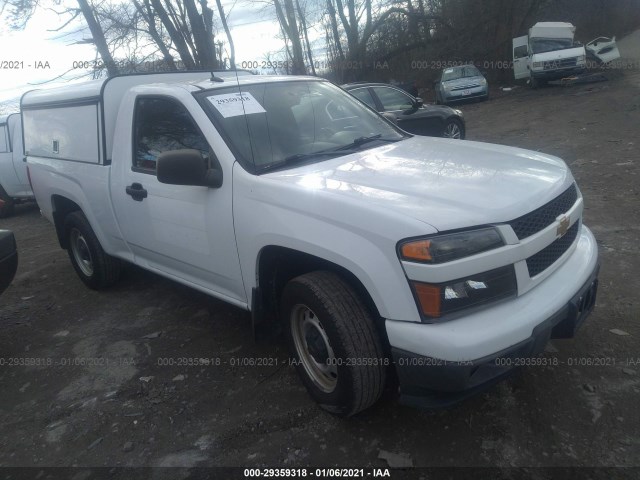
544;57;578;70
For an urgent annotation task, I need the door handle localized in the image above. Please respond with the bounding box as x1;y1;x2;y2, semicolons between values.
125;183;148;201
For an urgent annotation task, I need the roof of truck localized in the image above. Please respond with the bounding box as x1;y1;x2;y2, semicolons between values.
20;70;256;108
529;22;576;39
532;22;575;28
0;113;18;125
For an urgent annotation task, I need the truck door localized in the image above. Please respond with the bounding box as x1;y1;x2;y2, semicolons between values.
110;93;246;305
513;35;530;80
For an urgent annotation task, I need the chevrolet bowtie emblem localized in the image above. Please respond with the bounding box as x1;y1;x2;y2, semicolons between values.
557;216;570;237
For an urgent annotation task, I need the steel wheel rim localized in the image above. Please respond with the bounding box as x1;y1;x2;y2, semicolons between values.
444;122;461;139
70;228;94;277
290;304;338;393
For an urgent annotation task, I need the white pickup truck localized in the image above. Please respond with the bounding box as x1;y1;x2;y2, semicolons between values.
23;71;599;415
0;114;33;217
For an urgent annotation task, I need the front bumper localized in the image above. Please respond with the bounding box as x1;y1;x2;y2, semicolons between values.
531;66;586;81
0;230;18;295
444;86;488;102
387;226;600;407
393;263;599;407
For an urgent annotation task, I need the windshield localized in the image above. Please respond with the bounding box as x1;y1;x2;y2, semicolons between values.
530;38;574;54
442;65;482;81
197;80;404;173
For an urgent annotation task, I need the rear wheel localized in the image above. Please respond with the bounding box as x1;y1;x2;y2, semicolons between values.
282;271;386;416
0;185;15;218
64;211;121;289
443;118;465;139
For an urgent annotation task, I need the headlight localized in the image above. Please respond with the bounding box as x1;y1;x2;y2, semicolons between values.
576;55;586;62
480;78;487;85
399;228;504;264
443;83;452;91
411;266;517;320
454;109;463;116
532;61;543;69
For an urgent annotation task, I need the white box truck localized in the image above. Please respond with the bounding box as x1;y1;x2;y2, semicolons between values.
23;71;599;415
513;22;587;87
0;114;32;217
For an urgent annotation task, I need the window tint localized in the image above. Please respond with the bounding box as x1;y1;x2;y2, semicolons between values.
372;87;414;112
134;97;210;172
0;125;8;153
350;88;378;109
514;45;529;59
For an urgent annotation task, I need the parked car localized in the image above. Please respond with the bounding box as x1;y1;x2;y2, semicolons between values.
433;65;489;104
343;82;466;139
24;72;599;416
0;114;34;217
0;230;18;295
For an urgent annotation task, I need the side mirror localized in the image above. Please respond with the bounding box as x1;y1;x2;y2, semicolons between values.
414;97;424;108
381;112;398;125
157;149;223;188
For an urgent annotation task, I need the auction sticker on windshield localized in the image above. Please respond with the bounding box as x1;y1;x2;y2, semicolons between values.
207;92;266;118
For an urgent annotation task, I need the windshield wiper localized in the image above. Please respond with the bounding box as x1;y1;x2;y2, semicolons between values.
260;150;355;173
335;134;401;151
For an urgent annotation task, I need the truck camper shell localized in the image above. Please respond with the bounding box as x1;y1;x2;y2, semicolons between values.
20;70;253;165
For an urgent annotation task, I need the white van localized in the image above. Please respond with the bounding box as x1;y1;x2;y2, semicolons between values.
0;114;32;217
513;22;587;87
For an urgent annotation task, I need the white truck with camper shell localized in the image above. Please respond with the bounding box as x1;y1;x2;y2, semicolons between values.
513;22;587;87
23;71;600;415
0;113;33;217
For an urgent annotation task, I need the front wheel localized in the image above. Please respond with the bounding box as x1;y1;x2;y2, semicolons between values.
443;118;465;140
0;185;15;218
282;271;387;416
64;211;121;289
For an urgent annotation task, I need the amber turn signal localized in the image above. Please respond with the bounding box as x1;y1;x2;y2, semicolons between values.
413;282;441;318
401;240;433;262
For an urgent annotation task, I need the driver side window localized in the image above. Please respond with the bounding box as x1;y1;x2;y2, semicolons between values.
514;45;529;59
372;87;414;112
133;97;210;173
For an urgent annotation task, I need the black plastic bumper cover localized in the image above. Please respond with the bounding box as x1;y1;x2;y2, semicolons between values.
0;230;18;295
394;263;600;408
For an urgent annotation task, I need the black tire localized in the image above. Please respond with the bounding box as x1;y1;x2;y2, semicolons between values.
64;211;121;289
0;185;15;218
281;270;386;417
443;118;465;140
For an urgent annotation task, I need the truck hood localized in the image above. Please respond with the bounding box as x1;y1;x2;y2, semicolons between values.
265;137;573;232
531;46;585;61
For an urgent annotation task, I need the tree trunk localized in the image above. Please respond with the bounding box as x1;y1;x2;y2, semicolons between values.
135;0;178;70
76;0;118;76
150;0;196;69
184;0;218;69
215;0;236;68
295;0;316;75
